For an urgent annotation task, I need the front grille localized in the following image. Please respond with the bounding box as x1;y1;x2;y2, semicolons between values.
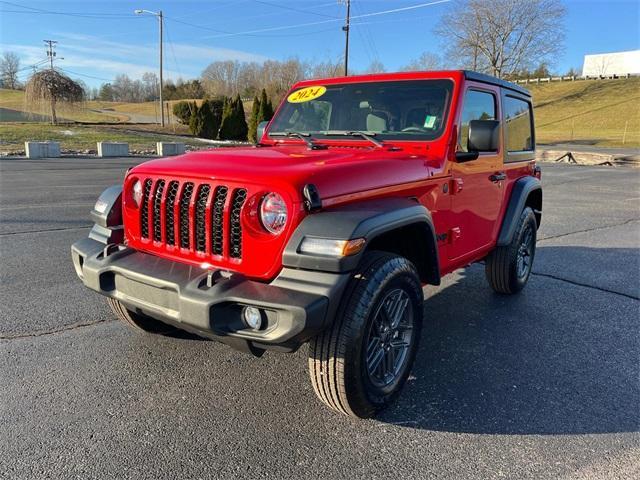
194;184;210;252
165;181;179;245
140;179;153;238
212;186;227;255
179;182;195;249
152;180;165;242
230;189;247;258
137;178;249;261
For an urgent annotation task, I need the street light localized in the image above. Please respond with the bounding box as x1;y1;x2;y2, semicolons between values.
134;9;164;127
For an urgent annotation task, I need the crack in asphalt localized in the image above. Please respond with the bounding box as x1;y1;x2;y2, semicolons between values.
530;271;639;301
2;216;637;340
0;225;93;236
4;270;637;341
538;218;639;242
0;319;114;340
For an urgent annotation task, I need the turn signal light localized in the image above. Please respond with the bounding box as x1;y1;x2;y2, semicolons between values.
299;237;366;257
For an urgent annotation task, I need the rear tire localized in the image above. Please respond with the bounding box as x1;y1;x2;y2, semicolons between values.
485;207;537;294
107;298;178;335
308;251;423;418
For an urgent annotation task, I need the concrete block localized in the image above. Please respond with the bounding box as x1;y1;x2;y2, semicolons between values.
97;142;129;157
24;141;60;158
156;142;186;156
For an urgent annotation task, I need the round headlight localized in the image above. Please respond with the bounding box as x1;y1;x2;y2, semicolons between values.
260;192;287;234
132;179;143;208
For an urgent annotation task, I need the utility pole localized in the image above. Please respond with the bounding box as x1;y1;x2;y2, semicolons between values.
342;0;351;76
159;10;164;127
44;40;57;70
135;9;164;127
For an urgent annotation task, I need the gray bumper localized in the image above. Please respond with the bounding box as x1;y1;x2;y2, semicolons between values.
71;237;349;353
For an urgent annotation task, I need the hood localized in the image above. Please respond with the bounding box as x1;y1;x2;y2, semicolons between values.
130;144;445;204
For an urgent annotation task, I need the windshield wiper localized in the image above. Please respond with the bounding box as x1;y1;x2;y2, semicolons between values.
322;130;384;148
269;131;324;150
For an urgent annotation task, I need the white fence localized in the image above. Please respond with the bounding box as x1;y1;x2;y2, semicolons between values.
514;73;639;84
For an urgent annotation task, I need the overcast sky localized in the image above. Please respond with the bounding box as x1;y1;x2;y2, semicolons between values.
1;0;639;87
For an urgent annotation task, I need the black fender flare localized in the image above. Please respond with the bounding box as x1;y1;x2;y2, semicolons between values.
497;176;542;247
283;197;440;284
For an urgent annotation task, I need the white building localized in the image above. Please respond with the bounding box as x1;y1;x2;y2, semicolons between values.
582;50;640;77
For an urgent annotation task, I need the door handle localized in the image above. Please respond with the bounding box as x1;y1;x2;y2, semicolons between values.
489;172;506;182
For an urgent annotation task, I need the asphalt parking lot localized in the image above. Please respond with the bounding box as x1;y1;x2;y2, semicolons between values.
1;157;638;479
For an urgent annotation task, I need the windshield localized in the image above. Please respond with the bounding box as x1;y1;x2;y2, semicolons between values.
268;79;453;141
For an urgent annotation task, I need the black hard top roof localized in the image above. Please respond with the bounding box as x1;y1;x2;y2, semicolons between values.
463;70;531;97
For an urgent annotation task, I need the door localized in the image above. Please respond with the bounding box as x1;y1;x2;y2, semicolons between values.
448;84;504;260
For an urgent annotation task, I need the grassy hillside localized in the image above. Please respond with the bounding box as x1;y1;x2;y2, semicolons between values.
2;78;639;147
527;77;640;147
0;88;119;122
0;89;189;123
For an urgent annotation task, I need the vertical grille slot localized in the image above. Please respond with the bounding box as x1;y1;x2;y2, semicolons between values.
211;186;228;255
140;178;153;239
179;182;195;249
152;180;165;242
229;188;247;259
164;181;179;246
194;184;211;252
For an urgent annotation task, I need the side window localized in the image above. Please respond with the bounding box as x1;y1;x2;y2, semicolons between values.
504;96;533;152
459;90;496;152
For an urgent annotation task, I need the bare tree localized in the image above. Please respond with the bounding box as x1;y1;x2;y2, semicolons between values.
402;52;442;71
435;0;566;78
202;60;242;97
363;60;386;74
0;51;20;89
25;70;84;124
202;58;309;100
309;59;342;79
142;72;159;101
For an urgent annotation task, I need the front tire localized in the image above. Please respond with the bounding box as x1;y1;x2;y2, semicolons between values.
107;298;178;335
485;207;537;294
308;251;423;418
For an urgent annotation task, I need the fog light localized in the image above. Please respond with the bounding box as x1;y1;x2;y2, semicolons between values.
243;306;263;330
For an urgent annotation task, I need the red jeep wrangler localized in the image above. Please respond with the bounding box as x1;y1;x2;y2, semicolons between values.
72;70;541;417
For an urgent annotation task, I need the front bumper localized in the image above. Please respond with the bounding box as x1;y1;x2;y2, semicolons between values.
71;237;349;353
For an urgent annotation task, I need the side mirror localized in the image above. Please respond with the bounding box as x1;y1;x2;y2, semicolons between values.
468;119;500;152
256;121;269;143
455;120;500;163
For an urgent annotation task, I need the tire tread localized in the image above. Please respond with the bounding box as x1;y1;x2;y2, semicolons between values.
486;207;537;294
308;251;422;417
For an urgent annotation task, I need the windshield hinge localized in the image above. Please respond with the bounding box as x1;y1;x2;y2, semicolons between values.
303;184;322;211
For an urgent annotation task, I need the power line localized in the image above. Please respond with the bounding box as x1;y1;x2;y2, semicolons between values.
165;16;337;38
16;59;48;73
168;0;254;20
163;16;228;35
58;68;114;83
198;0;451;39
163;21;183;80
252;0;340;19
0;1;143;19
355;1;382;63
